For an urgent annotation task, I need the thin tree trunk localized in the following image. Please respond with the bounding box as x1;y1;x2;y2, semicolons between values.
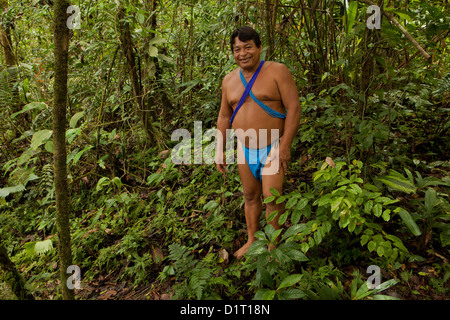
0;0;15;66
53;0;75;300
264;0;278;59
117;3;156;144
1;0;19;118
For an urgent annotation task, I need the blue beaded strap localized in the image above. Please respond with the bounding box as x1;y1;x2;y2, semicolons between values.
229;61;265;125
239;68;286;120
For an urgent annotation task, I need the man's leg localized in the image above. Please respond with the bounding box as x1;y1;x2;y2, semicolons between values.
235;160;263;259
261;143;285;236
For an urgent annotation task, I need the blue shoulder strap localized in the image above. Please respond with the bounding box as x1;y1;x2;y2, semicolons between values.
229;61;265;125
239;70;287;120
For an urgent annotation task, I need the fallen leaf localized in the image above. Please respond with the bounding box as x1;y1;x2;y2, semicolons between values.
326;156;336;168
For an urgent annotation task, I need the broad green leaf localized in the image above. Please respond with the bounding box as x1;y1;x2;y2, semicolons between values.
282;224;307;240
372;279;399;294
276;195;287;204
34;239;53;255
246;241;268;256
373;203;382;217
261;290;276;300
69;111;85;128
96;176;110;192
266;210;278;222
270;187;280;197
297;197;309;210
111;176;122;189
285;196;298;209
376;170;417;194
264;195;276;204
0;184;25;197
347;1;358;33
278;274;303;290
286;249;309;262
149;45;158;57
364;199;374;213
11;102;47;119
424;188;437;214
30;130;53;150
148;36;167;46
397;208;422;236
291;209;302;225
278;211;289;225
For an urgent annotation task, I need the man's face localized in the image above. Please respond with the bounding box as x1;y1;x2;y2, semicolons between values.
232;37;262;70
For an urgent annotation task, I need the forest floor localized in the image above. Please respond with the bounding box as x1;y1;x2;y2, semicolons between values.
72;162;449;301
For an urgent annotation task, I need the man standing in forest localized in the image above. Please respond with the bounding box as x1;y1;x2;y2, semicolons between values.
216;27;301;259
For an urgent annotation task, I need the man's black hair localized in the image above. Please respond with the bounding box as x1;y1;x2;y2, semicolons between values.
230;26;261;52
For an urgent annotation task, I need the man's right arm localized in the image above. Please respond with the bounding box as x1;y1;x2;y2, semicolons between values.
216;76;233;173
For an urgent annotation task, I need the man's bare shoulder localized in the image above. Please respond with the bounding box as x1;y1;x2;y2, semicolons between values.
222;68;239;84
265;61;290;74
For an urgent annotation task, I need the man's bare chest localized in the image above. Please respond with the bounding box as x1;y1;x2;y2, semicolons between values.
227;74;282;108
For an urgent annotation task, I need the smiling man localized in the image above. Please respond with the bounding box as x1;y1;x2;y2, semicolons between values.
216;26;301;259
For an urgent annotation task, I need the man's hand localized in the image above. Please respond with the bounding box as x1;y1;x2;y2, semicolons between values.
216;152;227;174
278;145;291;176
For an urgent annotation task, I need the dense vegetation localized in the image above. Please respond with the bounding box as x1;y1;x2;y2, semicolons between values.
0;0;449;300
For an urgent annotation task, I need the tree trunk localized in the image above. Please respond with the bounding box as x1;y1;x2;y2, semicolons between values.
117;3;156;145
0;238;34;300
0;0;20;117
264;0;278;60
53;0;75;300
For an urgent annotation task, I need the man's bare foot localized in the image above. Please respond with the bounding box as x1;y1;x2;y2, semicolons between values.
233;241;254;260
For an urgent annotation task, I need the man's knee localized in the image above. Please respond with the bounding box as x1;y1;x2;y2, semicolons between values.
243;190;261;204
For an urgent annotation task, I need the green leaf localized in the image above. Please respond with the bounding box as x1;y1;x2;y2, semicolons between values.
34;239;53;255
282;224;307;240
278;211;289;225
347;1;358;33
69;111;85;128
0;184;25;197
278;274;303;290
364;200;373;213
264;195;276;204
360;234;370;246
373;203;382;217
396;208;422;236
111;177;122;189
285;197;298;209
270;187;280;197
148;36;167;46
261;290;276;300
11;102;47;119
382;209;391;222
286;249;309;262
246;241;268;256
24;239;53;256
376;170;417;194
291;209;302;225
266;210;278;222
149;45;158;57
276;195;287;204
96;176;110;192
30;129;53;150
297;198;309;210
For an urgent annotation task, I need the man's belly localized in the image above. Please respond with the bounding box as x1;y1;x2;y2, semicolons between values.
231;101;285;149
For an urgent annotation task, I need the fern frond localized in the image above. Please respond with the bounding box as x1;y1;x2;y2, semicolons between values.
376;169;417;194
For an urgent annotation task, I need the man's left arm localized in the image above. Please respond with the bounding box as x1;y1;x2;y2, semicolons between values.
276;63;302;175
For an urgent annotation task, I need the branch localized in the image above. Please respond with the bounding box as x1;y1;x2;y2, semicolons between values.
358;0;431;60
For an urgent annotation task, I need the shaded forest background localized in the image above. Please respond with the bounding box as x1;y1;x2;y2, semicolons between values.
0;0;449;300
